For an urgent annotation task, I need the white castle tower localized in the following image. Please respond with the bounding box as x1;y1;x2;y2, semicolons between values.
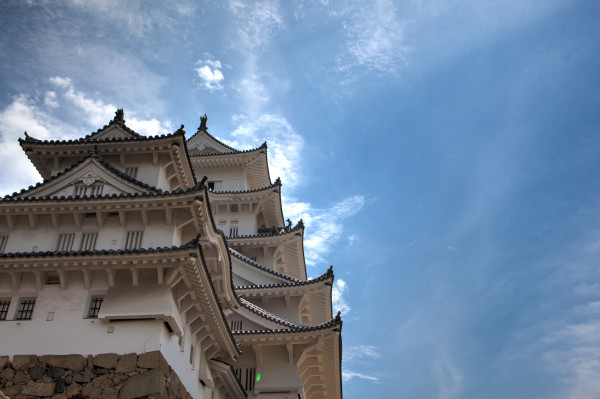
0;110;342;399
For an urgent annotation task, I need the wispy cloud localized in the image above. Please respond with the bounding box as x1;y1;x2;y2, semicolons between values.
284;195;366;265
335;0;410;83
228;0;284;50
342;370;378;382
332;279;350;315
344;344;381;362
195;57;225;91
432;343;464;399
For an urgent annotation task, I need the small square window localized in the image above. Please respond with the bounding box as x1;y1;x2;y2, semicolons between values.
0;299;10;320
16;299;35;320
88;296;104;318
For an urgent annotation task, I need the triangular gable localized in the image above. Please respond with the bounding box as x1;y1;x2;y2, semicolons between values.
16;155;159;199
187;115;239;154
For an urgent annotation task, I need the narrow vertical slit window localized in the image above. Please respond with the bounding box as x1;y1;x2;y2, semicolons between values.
80;233;98;251
190;345;195;366
125;231;143;250
88;296;104;318
56;233;75;251
16;299;35;320
0;299;10;320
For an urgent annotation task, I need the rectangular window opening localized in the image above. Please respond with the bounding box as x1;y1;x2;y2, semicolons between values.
0;235;8;253
88;296;104;318
16;299;35;320
230;204;239;213
125;231;143;250
229;227;239;237
125;167;139;179
56;233;75;252
0;299;10;320
80;232;98;251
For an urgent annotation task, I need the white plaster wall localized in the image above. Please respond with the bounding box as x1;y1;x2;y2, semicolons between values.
255;346;302;392
198;167;246;191
246;297;300;323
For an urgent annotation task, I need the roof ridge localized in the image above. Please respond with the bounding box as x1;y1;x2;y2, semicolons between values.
188;142;267;158
232;310;343;335
238;297;304;329
209;177;281;194
226;220;303;239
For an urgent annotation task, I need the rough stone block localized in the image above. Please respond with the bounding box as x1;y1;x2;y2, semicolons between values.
115;354;137;374
136;351;160;369
13;370;28;384
93;354;118;370
22;381;56;397
12;355;32;370
47;367;65;379
117;369;165;399
51;394;67;399
40;356;86;371
65;382;81;398
55;379;66;393
29;366;46;381
72;370;91;384
0;368;15;381
81;383;102;399
101;386;118;399
0;356;8;370
3;384;21;397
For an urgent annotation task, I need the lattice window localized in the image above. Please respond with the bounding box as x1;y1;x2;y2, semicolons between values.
16;299;35;320
0;235;7;253
80;233;98;251
125;167;138;178
88;296;104;318
230;204;239;213
234;367;256;392
230;320;243;330
229;227;239;237
125;231;143;250
56;233;75;251
0;299;10;320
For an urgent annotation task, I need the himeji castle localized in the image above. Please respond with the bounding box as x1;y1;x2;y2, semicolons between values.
0;110;343;399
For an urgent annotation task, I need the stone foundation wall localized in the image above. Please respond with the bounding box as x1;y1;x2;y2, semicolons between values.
0;352;191;399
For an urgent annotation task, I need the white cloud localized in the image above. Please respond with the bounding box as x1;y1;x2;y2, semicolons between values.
432;343;464;399
344;345;381;362
284;195;366;265
332;278;350;315
195;58;225;91
342;370;378;382
0;78;173;195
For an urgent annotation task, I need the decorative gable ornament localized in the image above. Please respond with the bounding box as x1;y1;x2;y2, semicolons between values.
82;173;98;186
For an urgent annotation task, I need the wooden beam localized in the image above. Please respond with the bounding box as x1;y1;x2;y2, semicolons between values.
34;271;43;291
118;211;126;226
131;268;139;286
82;270;91;290
50;213;59;229
157;267;164;284
6;214;15;231
73;213;82;229
9;272;21;291
58;270;67;290
141;209;148;227
96;212;105;228
106;269;115;287
28;214;37;230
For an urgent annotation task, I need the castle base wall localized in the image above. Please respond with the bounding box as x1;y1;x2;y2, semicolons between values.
0;351;192;399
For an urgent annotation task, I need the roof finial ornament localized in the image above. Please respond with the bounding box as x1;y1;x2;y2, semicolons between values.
328;265;333;274
175;124;185;135
199;114;208;132
112;108;125;124
335;311;342;321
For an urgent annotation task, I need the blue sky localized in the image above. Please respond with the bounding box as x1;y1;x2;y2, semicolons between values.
1;1;600;398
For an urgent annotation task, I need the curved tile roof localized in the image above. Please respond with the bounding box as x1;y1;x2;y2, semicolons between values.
229;248;298;282
228;220;304;239
209;177;281;194
232;311;342;335
238;297;304;329
235;266;333;290
0;235;202;259
188;141;267;158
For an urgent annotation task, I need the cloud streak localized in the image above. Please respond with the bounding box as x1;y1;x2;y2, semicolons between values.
195;58;225;91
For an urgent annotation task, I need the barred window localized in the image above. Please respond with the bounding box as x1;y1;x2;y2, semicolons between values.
234;367;256;392
230;204;239;213
80;233;98;251
229;227;239;237
88;296;103;318
0;235;8;253
74;183;104;197
125;167;138;179
230;320;243;330
0;299;10;320
56;233;75;251
16;299;35;320
125;231;143;250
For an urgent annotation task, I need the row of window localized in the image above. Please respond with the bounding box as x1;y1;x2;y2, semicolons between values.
0;231;145;254
234;367;256;392
0;296;104;321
